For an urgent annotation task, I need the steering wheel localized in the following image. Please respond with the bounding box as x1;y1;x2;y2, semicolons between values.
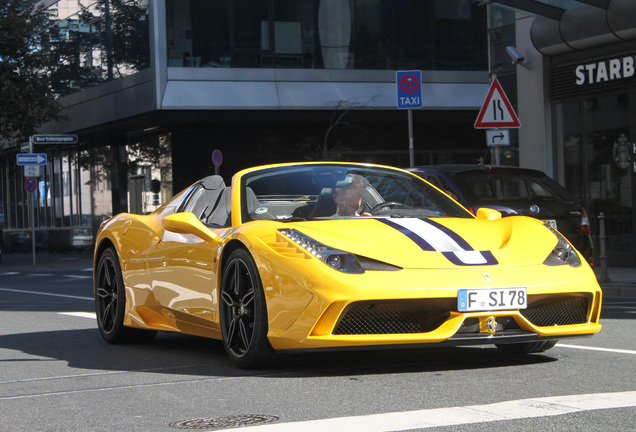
369;201;402;215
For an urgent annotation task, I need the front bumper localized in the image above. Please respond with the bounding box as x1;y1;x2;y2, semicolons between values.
265;266;603;350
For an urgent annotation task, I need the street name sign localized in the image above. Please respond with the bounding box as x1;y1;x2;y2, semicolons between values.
16;153;47;165
474;78;520;129
31;134;78;144
396;70;423;109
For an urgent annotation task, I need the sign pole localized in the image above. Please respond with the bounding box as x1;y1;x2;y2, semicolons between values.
408;109;415;167
396;70;423;167
30;192;36;267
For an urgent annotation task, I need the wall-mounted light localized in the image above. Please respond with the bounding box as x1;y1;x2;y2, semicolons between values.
506;46;532;70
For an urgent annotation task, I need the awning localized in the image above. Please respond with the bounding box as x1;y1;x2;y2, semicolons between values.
484;0;636;55
483;1;608;21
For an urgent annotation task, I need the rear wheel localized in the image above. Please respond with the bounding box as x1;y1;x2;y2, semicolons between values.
95;247;156;343
496;340;557;354
220;248;275;368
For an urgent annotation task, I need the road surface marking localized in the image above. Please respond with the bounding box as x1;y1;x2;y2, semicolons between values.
557;343;636;355
0;287;92;301
231;391;636;431
59;312;96;319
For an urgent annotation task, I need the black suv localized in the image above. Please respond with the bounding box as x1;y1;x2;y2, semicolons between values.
407;165;593;262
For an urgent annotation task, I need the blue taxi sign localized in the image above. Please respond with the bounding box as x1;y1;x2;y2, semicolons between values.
396;70;423;109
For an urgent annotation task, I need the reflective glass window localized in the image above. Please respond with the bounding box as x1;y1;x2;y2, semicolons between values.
165;0;487;71
39;0;150;96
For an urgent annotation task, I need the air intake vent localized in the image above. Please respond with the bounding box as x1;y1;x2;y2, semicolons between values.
521;295;588;326
333;300;451;335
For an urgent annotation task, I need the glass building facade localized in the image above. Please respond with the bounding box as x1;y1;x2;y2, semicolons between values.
165;0;486;71
0;0;489;252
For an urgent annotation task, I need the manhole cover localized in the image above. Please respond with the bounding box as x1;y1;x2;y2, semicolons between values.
170;414;279;430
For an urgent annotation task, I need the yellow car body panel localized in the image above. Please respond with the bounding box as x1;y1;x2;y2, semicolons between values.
94;162;602;362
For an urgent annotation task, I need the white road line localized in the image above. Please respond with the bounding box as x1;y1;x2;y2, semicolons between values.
63;275;92;279
59;312;96;319
557;343;636;355
0;287;93;301
231;391;636;432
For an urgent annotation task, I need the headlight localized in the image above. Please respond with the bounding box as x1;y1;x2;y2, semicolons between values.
278;229;364;274
542;225;581;267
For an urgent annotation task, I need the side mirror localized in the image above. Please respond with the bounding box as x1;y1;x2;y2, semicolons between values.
163;212;218;242
476;207;502;221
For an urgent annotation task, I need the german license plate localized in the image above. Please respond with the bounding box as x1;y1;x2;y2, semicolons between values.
543;219;557;229
458;287;527;312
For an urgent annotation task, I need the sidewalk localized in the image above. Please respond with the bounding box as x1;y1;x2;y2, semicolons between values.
593;267;636;298
1;252;635;298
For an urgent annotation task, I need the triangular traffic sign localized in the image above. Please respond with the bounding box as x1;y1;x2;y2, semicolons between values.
474;78;520;129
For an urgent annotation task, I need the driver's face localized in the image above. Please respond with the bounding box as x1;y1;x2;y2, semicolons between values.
334;186;362;216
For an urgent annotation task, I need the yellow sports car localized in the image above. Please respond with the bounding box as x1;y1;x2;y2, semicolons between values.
93;162;602;368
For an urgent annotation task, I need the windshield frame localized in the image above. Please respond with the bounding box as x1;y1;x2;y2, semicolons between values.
238;163;473;224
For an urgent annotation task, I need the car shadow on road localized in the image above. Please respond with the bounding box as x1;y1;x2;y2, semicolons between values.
0;327;557;379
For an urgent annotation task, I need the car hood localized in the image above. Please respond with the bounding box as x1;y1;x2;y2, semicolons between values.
278;216;559;269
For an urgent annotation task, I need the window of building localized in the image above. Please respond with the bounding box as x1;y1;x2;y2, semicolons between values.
38;0;150;96
165;0;487;71
554;93;635;266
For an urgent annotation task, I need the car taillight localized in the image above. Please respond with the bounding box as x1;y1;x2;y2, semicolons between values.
467;207;475;215
580;207;590;235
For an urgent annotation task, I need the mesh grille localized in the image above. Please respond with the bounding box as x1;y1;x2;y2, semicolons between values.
521;296;589;326
333;300;450;335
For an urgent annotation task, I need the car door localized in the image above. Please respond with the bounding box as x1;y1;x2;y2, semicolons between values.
145;181;227;332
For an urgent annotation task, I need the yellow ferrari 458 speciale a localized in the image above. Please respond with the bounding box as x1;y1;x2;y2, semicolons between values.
94;162;602;368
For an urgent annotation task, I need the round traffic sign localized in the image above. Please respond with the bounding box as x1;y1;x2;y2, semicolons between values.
212;149;223;167
399;74;420;94
25;177;37;193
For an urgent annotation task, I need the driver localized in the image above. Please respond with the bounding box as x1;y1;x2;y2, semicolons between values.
333;174;371;217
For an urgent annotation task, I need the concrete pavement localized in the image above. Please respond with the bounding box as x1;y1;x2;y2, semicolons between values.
1;251;635;297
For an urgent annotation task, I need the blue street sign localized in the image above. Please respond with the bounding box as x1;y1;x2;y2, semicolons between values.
396;70;423;109
16;153;47;165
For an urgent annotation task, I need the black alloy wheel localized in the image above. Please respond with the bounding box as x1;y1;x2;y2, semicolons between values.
220;248;275;368
95;247;156;344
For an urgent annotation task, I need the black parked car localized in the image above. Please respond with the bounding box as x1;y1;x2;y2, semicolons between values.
407;165;593;262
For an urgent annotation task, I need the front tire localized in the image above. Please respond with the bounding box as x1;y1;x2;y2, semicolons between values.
220;248;275;368
95;247;156;344
496;340;557;354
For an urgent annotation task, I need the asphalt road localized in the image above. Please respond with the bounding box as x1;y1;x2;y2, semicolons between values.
0;256;635;432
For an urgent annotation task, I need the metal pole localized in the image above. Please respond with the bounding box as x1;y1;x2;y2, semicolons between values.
408;109;414;167
30;192;36;267
598;212;610;282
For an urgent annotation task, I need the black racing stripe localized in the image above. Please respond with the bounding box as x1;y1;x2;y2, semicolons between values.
422;218;474;251
375;218;435;251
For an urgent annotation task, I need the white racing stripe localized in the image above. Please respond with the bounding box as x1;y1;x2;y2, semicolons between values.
384;218;492;266
231;391;636;432
391;218;466;252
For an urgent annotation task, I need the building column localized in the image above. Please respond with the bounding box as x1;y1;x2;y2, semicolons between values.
515;14;552;176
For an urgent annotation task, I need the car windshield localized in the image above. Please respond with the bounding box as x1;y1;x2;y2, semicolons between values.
453;171;573;203
241;164;472;222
